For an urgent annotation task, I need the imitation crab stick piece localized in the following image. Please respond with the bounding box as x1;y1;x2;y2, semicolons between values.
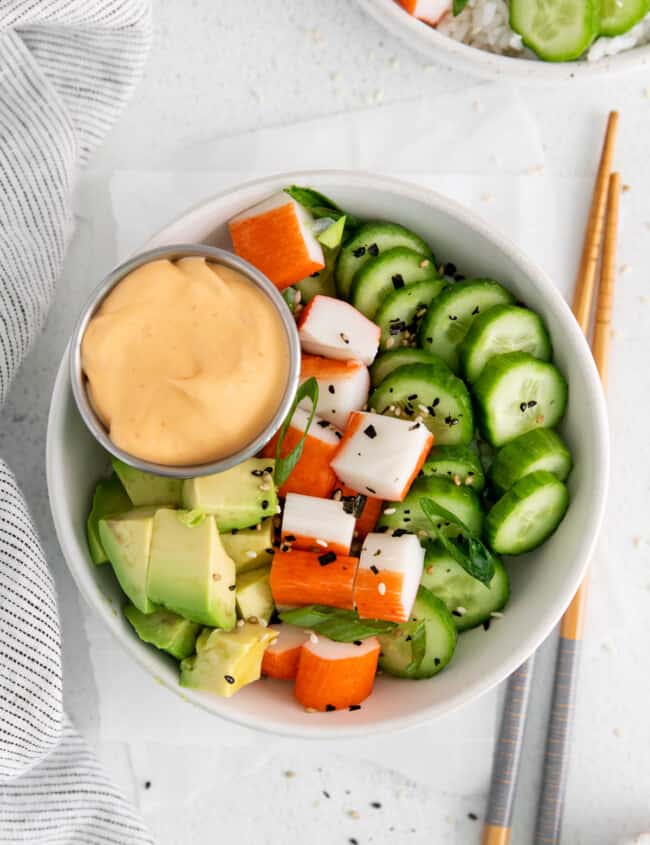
354;533;424;623
331;411;433;502
333;483;384;542
294;636;381;712
398;0;451;26
299;355;370;429
298;295;381;366
228;193;325;290
261;624;308;680
281;493;356;555
261;406;340;499
269;549;358;611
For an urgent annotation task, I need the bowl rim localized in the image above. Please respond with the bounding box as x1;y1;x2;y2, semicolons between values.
357;0;650;83
69;244;301;479
47;169;610;738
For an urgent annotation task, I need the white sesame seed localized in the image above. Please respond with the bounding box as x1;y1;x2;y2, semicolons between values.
490;611;504;619
453;474;462;486
385;336;395;348
315;539;328;548
383;508;396;515
418;404;429;415
256;523;263;531
309;632;319;644
237;619;245;627
245;550;257;559
419;259;430;269
455;606;467;616
305;707;317;713
394;407;401;417
378;582;387;596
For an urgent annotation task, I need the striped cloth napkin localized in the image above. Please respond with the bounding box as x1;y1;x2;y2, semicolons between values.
0;3;153;842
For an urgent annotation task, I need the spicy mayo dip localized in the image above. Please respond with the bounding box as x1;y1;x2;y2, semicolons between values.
81;256;290;466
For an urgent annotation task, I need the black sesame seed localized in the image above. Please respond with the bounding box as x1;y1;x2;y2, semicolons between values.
432;397;440;407
261;500;269;510
328;384;335;394
318;551;337;566
353;640;363;646
404;509;410;514
349;704;362;711
452;610;461;617
425;336;433;343
366;486;377;494
228;584;236;591
317;419;330;428
349;839;359;845
472;306;480;315
520;402;527;412
434;658;441;666
281;544;290;552
310;270;320;278
325;705;336;713
231;528;238;535
371;801;382;809
323;789;332;797
444;262;457;276
144;781;151;790
449;315;458;321
353;246;366;258
408;422;421;431
405;635;412;642
392;528;409;537
285;534;297;542
468;812;478;821
265;466;273;473
251;469;264;477
370;564;379;575
368;243;379;256
403;517;411;522
392;273;405;289
483;619;491;631
375;525;389;534
527;400;537;408
364;424;377;439
265;547;274;554
224;674;235;685
335;431;342;439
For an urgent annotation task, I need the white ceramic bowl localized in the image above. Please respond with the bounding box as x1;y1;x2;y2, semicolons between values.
47;170;609;738
357;0;650;83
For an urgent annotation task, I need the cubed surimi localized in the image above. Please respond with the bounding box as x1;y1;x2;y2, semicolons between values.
299;355;370;429
354;533;424;623
331;411;433;502
228;193;325;290
298;295;380;366
398;0;451;25
261;624;308;680
333;482;384;542
294;636;381;711
269;549;358;611
282;493;355;555
260;406;341;499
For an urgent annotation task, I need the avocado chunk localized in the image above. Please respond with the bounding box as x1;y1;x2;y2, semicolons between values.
112;458;182;507
124;604;201;660
87;474;131;564
221;519;274;573
235;566;273;624
99;507;157;613
179;622;277;697
182;458;278;531
147;509;236;629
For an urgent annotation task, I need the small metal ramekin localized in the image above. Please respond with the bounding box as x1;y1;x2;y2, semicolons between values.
69;244;300;478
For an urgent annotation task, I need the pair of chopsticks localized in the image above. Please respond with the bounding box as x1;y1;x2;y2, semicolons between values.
482;111;620;845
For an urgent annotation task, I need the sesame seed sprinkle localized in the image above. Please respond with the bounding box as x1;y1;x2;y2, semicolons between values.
378;582;387;595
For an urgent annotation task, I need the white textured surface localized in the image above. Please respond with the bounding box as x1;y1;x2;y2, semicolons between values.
2;1;650;843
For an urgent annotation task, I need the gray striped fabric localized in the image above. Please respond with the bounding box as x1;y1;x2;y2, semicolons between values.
0;3;153;842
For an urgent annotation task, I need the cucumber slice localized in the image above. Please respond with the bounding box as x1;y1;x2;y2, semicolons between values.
377;475;484;541
486;470;569;555
419;279;514;372
601;0;649;35
510;0;600;62
378;586;457;679
489;429;573;495
460;305;552;384
420;444;486;493
370;348;441;388
376;279;446;350
351;247;439;319
336;222;433;300
421;542;509;632
473;352;568;448
369;362;474;445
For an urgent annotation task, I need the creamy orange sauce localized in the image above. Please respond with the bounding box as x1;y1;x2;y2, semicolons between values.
81;257;290;466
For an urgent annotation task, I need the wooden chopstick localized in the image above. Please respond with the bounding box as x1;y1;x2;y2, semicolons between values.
534;171;620;845
481;112;619;845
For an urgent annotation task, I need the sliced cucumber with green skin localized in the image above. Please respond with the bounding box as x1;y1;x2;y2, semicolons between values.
351;247;439;319
335;222;433;300
489;429;573;495
460;305;553;384
510;0;600;62
370;347;442;388
601;0;649;35
421;542;510;632
369;362;474;445
473;352;568;448
486;470;570;555
377;475;484;542
376;279;446;350
419;279;515;372
420;444;486;493
378;586;457;679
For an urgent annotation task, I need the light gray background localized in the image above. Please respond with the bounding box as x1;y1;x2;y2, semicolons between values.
1;2;649;843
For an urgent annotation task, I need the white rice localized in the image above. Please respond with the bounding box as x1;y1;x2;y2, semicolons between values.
435;0;650;62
